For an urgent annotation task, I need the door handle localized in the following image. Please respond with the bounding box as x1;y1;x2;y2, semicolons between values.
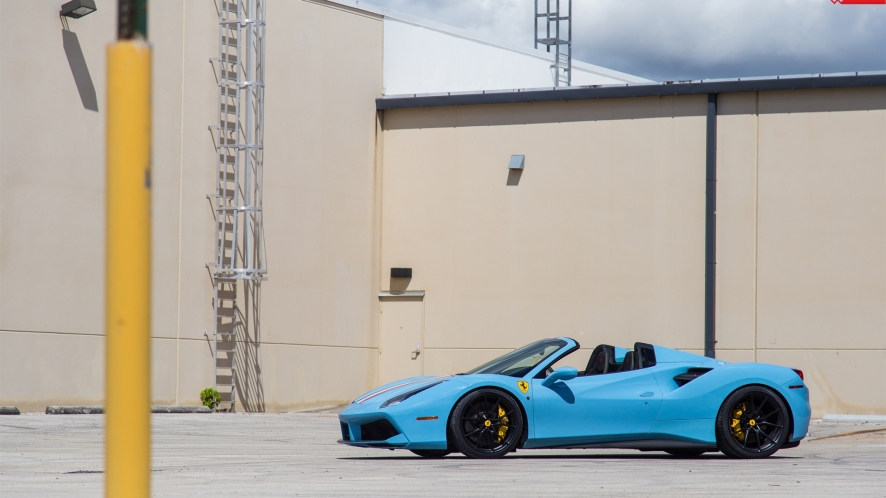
639;391;655;397
411;349;421;360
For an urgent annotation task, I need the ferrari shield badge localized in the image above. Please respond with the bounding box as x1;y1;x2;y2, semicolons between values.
517;381;529;394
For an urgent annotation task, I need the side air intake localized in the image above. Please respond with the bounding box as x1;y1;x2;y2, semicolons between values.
673;368;712;387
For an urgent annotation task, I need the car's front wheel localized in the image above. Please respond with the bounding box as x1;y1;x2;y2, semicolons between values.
716;385;789;459
449;388;524;459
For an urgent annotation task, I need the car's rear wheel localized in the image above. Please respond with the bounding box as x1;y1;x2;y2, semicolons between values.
664;449;706;458
716;385;789;459
409;450;450;458
449;388;524;459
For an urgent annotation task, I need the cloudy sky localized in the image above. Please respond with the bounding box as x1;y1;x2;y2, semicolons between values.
367;0;886;81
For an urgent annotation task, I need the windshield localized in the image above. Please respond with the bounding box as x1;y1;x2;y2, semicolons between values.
464;339;568;377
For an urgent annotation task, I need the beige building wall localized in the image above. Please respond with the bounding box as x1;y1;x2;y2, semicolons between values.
1;0;383;412
1;1;123;411
379;88;886;417
380;96;710;375
716;88;886;415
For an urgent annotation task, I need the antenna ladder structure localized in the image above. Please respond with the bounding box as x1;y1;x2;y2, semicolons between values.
535;0;572;87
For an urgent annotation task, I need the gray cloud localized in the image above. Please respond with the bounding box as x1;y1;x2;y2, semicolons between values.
368;0;886;81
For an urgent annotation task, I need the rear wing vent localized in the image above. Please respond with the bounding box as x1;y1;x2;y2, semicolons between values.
673;368;712;387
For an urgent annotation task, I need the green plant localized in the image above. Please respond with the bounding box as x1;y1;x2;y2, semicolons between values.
200;387;221;409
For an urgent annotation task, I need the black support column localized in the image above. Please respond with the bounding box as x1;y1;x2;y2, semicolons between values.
704;94;717;358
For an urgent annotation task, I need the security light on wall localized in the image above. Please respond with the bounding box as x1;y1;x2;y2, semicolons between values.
508;155;525;170
61;0;97;18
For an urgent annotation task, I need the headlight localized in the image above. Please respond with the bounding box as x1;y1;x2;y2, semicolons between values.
380;381;444;408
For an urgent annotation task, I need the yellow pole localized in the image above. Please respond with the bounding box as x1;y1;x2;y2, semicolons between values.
105;39;151;498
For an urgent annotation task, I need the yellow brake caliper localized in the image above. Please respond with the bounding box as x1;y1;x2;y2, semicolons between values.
496;405;509;443
730;403;746;441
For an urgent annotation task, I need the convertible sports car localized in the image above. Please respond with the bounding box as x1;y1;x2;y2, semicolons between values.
338;338;810;459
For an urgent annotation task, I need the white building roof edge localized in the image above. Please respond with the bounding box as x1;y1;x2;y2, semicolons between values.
325;0;653;84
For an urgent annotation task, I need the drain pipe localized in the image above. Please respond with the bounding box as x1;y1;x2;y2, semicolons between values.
704;94;717;358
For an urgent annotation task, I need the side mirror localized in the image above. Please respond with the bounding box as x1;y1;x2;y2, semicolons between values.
541;366;578;387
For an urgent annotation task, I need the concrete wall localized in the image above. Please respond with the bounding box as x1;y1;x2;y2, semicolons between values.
715;88;886;416
378;87;886;417
1;1;122;411
257;0;383;410
0;0;383;412
380;96;709;372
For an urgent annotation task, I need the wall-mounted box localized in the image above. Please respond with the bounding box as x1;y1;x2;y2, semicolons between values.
391;268;412;278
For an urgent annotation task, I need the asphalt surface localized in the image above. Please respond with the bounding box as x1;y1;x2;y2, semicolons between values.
1;410;884;497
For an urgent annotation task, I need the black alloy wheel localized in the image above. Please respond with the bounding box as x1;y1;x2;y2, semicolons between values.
449;388;524;459
716;385;789;459
409;450;450;458
664;449;706;458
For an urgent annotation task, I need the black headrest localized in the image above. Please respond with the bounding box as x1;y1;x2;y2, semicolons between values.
584;345;615;376
634;342;656;369
618;351;635;372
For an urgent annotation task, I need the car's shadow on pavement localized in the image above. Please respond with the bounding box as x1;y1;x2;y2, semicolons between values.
339;454;798;461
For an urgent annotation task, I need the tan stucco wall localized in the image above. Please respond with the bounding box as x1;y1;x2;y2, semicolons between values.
1;1;115;412
716;89;886;416
0;0;382;412
380;96;709;373
380;88;886;417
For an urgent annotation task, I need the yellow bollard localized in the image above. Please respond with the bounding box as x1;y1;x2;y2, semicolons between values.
105;40;151;498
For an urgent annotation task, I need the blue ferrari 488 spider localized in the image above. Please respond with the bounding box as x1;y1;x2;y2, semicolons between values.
338;338;810;459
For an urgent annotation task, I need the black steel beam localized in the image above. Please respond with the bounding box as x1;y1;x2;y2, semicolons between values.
704;94;717;359
377;74;886;110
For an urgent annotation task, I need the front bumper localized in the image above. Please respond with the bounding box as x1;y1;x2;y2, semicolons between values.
338;380;469;451
338;404;449;450
337;437;409;448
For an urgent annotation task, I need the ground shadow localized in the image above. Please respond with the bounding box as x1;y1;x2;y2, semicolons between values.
61;27;98;112
339;453;797;461
236;279;266;412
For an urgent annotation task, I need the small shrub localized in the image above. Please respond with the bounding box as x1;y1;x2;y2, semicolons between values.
200;387;221;409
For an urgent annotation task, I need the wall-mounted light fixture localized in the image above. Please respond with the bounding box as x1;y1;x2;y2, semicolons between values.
61;0;97;18
508;155;525;170
391;268;412;278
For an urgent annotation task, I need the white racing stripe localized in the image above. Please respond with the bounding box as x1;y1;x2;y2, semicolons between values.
353;376;451;404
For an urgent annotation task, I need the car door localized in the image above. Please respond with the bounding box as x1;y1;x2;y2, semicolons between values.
529;368;663;447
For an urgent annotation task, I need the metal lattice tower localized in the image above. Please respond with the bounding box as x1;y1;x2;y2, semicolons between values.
207;0;266;412
535;0;572;87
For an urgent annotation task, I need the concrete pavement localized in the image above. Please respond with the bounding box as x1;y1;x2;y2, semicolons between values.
1;410;884;497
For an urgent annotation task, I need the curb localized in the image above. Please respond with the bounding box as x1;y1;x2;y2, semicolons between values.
291;404;347;414
45;406;212;414
822;414;886;423
809;427;886;441
0;406;21;415
46;406;103;414
152;406;211;414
